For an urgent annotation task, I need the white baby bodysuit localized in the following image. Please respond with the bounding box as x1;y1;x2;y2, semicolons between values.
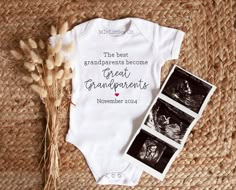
49;17;185;186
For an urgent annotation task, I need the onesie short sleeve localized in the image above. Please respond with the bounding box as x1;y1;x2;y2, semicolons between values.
153;24;185;66
46;18;186;186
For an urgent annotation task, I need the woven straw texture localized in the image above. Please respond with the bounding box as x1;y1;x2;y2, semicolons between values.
0;0;235;189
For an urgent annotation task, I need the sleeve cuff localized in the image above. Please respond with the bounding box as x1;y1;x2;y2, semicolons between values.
171;30;185;59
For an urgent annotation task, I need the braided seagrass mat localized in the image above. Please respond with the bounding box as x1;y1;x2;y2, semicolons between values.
0;0;235;189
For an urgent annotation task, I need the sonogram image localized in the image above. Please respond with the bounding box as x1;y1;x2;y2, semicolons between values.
144;98;194;144
162;67;212;113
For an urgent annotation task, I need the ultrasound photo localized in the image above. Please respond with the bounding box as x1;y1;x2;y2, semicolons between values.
138;137;166;166
125;65;216;181
127;129;177;173
144;98;194;144
162;67;212;113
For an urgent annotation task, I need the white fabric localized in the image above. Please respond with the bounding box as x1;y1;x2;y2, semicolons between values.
49;17;185;186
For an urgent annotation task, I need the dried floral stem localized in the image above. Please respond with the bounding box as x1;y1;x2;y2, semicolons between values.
10;19;74;190
44;107;60;190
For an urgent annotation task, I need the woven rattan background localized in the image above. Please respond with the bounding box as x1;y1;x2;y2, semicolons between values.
0;0;235;189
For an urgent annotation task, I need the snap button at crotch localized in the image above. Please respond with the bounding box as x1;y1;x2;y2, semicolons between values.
106;172;124;180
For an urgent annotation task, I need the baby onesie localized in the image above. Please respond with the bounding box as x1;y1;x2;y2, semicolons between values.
49;17;185;186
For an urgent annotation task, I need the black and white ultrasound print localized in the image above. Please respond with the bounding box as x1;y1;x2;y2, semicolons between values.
144;98;194;144
124;65;216;181
138;137;166;166
162;67;212;113
127;129;177;174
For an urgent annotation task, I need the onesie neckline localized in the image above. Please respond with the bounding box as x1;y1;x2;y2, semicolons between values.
95;17;136;43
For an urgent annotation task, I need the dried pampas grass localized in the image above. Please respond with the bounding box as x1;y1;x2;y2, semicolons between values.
30;84;48;98
51;25;57;36
10;50;23;60
28;38;38;49
10;18;76;190
59;22;69;35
